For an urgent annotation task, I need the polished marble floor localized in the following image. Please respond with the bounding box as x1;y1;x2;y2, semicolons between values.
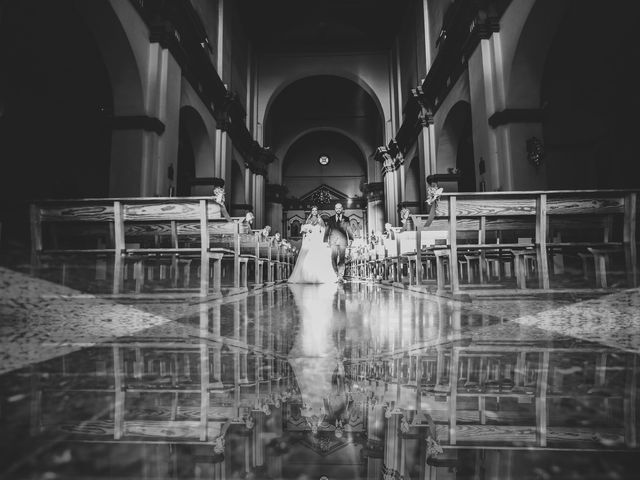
1;265;639;479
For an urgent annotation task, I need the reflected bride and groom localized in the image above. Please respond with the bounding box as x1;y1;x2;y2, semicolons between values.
287;283;363;439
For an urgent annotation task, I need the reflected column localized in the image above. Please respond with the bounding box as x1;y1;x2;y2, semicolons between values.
252;411;267;477
382;407;402;479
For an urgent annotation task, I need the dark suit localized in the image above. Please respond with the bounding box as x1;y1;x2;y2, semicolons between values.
324;214;354;277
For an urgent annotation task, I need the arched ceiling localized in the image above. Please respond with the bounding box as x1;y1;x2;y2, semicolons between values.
235;0;412;52
267;75;382;144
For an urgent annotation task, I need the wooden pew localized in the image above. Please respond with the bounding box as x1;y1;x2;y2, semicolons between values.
30;200;117;286
31;197;246;295
239;231;266;288
252;231;277;285
116;199;247;295
408;190;639;292
545;191;637;288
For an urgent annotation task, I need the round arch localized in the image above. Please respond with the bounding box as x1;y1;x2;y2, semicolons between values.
76;0;148;196
262;73;386;142
177;106;213;196
505;1;570;107
76;0;144;115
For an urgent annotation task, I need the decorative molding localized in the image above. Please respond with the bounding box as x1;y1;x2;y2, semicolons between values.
411;85;434;126
488;108;545;128
149;23;182;54
214;91;247;132
246;161;267;177
111;115;165;135
300;184;346;204
375;140;404;175
283;184;365;210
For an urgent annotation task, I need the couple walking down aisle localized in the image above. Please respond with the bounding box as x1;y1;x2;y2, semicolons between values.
288;203;354;284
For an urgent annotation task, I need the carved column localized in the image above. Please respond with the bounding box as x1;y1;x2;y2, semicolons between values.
375;140;404;226
412;86;436;205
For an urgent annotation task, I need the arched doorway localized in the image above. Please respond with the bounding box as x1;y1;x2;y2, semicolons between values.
0;0;112;241
437;101;476;192
265;75;383;184
177;106;212;196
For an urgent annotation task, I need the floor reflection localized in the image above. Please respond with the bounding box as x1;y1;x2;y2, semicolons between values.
0;282;639;479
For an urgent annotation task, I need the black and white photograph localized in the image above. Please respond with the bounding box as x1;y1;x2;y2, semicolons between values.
1;0;639;479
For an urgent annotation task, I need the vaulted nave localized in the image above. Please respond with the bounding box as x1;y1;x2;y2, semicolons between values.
1;0;640;479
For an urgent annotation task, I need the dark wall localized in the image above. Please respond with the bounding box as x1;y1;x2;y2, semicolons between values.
542;1;640;189
0;0;112;240
283;131;366;198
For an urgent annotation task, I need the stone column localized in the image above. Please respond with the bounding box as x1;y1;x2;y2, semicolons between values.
382;407;403;480
252;412;266;476
245;165;253;208
374;141;404;226
416;92;437;204
363;182;385;236
266;184;287;234
252;172;266;228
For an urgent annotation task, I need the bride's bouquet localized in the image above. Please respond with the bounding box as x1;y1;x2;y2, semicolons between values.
301;224;313;235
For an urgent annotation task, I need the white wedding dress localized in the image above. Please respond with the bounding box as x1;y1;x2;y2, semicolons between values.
288;222;337;284
287;284;346;424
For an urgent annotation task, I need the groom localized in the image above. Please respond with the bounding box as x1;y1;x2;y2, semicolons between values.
323;202;354;282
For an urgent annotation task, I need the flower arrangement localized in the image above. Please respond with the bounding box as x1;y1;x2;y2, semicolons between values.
301;224;312;234
426;436;443;457
213;435;226;454
426;184;443;205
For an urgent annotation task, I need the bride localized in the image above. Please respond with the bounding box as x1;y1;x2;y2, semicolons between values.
288;206;338;283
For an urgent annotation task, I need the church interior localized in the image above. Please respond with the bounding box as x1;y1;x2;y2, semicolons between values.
0;0;639;478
